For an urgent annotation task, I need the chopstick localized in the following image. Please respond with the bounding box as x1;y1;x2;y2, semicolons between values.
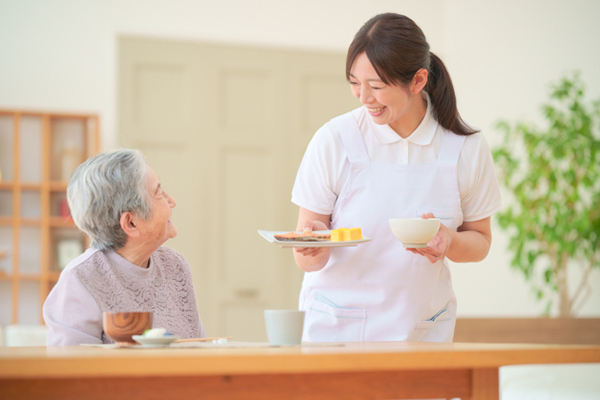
175;337;232;343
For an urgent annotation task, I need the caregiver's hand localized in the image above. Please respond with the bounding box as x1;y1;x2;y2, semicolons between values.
406;213;454;263
293;208;332;272
293;220;330;258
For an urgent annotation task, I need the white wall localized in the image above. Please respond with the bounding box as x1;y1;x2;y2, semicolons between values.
1;0;598;317
442;0;600;316
0;0;444;150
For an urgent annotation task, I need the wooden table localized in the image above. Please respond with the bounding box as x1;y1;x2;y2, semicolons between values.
1;341;599;400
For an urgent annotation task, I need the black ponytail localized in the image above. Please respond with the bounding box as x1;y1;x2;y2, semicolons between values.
426;52;478;136
347;13;478;136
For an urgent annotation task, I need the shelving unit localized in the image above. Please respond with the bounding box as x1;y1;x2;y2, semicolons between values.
0;110;100;325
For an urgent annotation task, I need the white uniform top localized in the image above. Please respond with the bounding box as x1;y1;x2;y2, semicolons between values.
294;95;502;343
292;93;501;221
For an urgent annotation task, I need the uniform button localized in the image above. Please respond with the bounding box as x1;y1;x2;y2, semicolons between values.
401;140;408;146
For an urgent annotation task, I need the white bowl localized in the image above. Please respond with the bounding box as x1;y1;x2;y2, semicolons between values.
389;218;440;248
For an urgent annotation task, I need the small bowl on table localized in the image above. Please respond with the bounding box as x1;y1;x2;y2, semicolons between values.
389;218;440;248
102;311;153;345
132;334;179;347
132;328;179;347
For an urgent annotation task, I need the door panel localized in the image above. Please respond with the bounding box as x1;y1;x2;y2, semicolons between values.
220;147;271;285
220;70;274;132
119;37;360;340
302;73;358;134
135;65;186;144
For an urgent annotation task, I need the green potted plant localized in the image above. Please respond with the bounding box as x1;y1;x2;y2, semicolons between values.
492;72;600;317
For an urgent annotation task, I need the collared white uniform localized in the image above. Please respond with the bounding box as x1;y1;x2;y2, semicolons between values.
292;94;501;342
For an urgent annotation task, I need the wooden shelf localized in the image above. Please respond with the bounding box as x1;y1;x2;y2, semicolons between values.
0;218;75;227
0;182;68;191
0;109;97;119
48;271;62;281
20;182;42;191
0;109;99;325
49;181;69;191
50;216;76;228
21;218;41;226
18;274;43;281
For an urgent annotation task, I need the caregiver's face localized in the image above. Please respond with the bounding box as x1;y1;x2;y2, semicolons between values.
349;52;414;130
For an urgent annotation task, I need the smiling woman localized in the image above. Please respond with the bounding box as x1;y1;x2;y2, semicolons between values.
42;149;206;345
118;165;179;267
291;13;501;344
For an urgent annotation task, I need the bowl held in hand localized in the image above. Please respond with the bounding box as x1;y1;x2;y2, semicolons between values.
102;311;153;345
389;218;440;248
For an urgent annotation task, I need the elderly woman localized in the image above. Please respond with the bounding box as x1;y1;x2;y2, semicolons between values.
43;149;206;345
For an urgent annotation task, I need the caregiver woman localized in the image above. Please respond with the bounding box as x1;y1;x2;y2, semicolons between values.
292;13;501;343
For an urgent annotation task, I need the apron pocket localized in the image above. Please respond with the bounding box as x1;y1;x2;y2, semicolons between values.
304;293;366;342
409;305;453;342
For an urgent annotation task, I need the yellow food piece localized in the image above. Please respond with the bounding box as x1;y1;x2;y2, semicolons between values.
331;227;362;241
331;229;344;241
348;227;362;240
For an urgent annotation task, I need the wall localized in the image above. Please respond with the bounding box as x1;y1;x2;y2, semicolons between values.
0;0;444;150
0;0;598;317
442;0;600;316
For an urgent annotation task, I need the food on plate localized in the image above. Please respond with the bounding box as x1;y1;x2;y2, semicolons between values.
274;227;331;242
142;327;173;338
273;227;363;242
331;227;362;242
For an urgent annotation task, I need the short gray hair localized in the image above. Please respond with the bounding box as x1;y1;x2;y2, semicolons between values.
67;149;152;251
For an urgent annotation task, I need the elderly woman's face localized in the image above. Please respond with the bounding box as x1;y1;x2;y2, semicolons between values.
140;166;177;245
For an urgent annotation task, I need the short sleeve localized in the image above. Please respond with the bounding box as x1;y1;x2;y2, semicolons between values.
459;133;502;222
43;268;104;346
291;122;348;215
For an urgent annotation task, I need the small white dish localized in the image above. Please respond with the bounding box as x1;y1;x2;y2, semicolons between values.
132;335;179;347
389;218;440;248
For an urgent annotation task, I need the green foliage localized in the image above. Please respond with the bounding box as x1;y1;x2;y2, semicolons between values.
492;72;600;316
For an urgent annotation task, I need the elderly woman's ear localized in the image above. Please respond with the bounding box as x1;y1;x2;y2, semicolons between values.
120;212;141;238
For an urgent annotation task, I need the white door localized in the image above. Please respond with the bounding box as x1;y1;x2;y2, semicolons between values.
119;37;359;341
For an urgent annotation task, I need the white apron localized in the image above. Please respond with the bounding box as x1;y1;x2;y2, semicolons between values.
299;111;465;343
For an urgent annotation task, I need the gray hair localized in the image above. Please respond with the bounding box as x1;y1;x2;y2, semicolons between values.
67;149;152;251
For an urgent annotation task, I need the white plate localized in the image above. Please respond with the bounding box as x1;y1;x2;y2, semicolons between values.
132;335;179;347
402;243;428;248
258;230;372;248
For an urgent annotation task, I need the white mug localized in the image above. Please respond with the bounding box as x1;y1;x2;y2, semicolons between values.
264;310;305;346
